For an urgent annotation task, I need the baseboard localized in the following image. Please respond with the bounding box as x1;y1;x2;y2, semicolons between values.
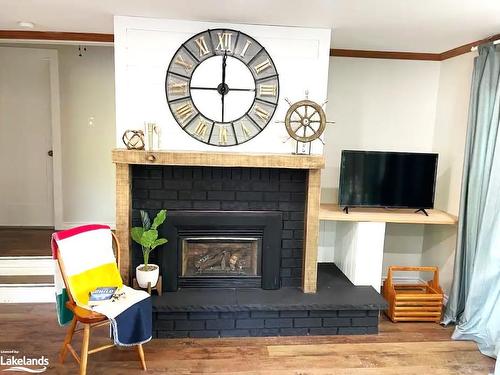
0;285;54;303
58;221;116;230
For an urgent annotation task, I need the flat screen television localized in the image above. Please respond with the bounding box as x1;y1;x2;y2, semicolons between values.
338;150;438;212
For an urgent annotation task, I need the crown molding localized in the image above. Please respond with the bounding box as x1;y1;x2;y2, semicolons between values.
1;29;499;61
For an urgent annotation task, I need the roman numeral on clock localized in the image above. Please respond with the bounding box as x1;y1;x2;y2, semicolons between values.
218;126;228;144
239;40;252;57
194;120;209;138
254;106;270;122
195;36;211;57
259;84;277;96
254;59;272;74
169;81;188;95
174;55;193;72
175;103;194;123
216;32;233;52
238;122;252;140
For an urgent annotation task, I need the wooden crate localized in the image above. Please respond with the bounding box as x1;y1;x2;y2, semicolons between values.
383;266;443;323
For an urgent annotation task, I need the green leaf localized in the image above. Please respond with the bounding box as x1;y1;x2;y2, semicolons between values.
151;209;167;230
140;210;151;230
151;238;168;249
141;229;158;249
130;227;144;245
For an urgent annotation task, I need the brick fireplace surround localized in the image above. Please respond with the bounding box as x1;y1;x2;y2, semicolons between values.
112;149;386;338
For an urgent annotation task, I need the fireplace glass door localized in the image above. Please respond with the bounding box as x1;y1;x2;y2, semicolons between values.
179;237;262;287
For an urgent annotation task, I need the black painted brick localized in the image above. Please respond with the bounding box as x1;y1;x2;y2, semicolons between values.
221;201;249;210
134;179;162;189
283;240;303;249
338;310;368;317
193;201;221;210
189;330;219;338
206;319;235;330
323;318;351;327
264;318;293;328
220;329;250;337
294;318;322;328
157;331;188;338
279;202;305;211
162;180;192;190
178;191;206;200
282;230;293;239
133;189;148;199
282;258;302;268
281;277;301;287
290;212;305;220
309;327;338;336
366;326;379;334
368;310;380;317
236;191;263;201
251;311;279;318
193;180;223;190
248;201;279;210
280;268;292;277
222;180;251;191
280;311;308;318
236;319;264;329
309;310;338;318
264;192;291;201
290;192;306;201
352;317;379;327
189;312;218;320
281;249;292;258
162;200;192;209
279;182;305;192
219;312;236;319
251;328;279;337
235;311;251;319
207;191;235;200
251;181;279;191
175;320;204;330
149;190;178;200
338;327;368;335
280;328;308;336
154;320;174;330
158;312;187;320
283;221;304;230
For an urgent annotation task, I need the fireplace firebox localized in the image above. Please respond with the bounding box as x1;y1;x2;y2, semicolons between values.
161;211;282;291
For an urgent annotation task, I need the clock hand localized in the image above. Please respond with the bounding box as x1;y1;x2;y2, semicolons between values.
221;52;227;122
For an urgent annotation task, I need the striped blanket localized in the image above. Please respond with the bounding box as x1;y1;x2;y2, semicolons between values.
52;224;152;346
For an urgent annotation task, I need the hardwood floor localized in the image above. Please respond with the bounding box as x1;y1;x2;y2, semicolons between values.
0;303;494;374
0;228;54;257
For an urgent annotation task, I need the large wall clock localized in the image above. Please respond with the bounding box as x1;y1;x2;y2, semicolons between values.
165;29;280;146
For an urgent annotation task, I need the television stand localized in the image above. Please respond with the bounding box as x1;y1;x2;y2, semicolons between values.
414;208;429;216
343;206;349;214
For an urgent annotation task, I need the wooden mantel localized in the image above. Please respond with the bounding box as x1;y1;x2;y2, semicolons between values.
112;149;325;169
112;149;325;293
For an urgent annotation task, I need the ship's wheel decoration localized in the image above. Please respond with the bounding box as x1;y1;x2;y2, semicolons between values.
278;91;334;154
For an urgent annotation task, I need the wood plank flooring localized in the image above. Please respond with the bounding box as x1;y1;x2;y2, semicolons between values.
0;304;494;374
0;228;53;257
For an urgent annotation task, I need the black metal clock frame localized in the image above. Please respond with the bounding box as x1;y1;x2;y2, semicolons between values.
165;28;280;147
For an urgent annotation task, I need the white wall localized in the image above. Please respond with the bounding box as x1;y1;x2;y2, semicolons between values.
113;17;331;154
422;53;475;293
57;46;116;228
319;57;441;269
0;43;116;229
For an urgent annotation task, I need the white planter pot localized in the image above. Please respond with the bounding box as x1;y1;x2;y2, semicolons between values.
136;264;159;288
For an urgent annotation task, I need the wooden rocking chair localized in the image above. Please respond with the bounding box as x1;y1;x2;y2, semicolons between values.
56;232;147;375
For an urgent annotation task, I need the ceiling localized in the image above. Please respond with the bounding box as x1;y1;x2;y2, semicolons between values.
1;0;499;52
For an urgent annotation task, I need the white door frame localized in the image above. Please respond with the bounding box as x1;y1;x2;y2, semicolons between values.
45;49;64;229
25;48;64;229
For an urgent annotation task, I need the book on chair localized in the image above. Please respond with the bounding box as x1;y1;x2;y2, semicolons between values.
88;287;117;307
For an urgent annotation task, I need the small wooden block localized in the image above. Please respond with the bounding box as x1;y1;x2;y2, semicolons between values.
132;276;162;296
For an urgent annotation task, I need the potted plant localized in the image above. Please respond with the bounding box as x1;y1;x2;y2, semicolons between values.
131;209;168;288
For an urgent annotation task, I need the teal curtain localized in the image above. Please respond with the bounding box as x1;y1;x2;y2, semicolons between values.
443;42;500;369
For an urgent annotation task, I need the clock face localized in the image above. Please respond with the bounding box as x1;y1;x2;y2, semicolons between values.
165;29;280;146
